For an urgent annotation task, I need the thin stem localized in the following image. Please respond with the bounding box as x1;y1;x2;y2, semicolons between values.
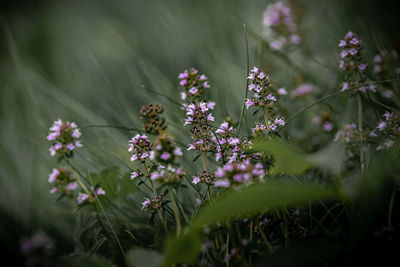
357;93;364;172
143;164;155;193
203;152;208;172
207;185;212;202
257;220;273;252
262;107;270;130
168;186;182;237
388;189;397;229
157;209;168;235
238;24;250;134
225;233;230;267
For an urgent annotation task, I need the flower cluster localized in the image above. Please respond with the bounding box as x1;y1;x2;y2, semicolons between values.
312;112;334;132
192;170;215;185
129;134;154;163
251;117;285;137
338;31;376;93
140;104;166;134
214;159;265;188
184;102;216;152
263;1;301;50
246;67;277;109
334;123;358;143
77;187;106;204
293;84;317;97
48;167;77;196
47;119;82;157
150;165;185;184
371;111;399;151
141;195;164;211
373;50;400;76
214;121;241;162
154;134;183;164
178;68;210;101
339;31;366;72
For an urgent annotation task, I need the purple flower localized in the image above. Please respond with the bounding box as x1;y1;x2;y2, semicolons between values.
266;94;277;101
322;121;333;132
228;137;240;145
96;188;106;196
358;64;367;70
274;117;285;126
377;121;387;131
192;177;201;184
245;99;255;109
50;187;57;194
131;171;139;179
178;71;189;79
278;88;287;95
160;152;171;160
48;168;59;183
141;198;151;210
173;147;183;156
67;182;78;191
348;48;358;56
189;87;198;95
340;50;348;58
77;193;89;204
214;179;230;188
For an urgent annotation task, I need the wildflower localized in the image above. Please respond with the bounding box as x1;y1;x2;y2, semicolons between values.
77;193;89;204
47;167;78;196
178;68;210;102
294;84;316;97
278;88;287;95
47;119;82;157
129;134;154;163
141;195;164;211
192;170;215;185
322;121;333;132
140;104;166;134
150;165;185;184
214;159;264;188
184;102;216;153
263;1;301;49
246;67;279;109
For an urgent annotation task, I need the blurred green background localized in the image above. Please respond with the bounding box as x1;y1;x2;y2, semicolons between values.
1;0;399;265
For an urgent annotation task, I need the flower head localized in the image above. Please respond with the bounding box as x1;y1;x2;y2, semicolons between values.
47;119;82;157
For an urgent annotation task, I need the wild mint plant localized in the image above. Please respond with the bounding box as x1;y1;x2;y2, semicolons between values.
263;1;301;50
47;119;82;157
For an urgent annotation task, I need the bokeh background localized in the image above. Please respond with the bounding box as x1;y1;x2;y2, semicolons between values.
1;0;400;265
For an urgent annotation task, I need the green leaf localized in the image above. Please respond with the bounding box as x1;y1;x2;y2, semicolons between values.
126;248;164;267
163;232;202;266
191;181;337;229
306;142;345;175
252;139;313;175
163;181;338;265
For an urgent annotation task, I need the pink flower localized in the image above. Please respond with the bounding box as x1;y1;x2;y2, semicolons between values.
160;152;171;160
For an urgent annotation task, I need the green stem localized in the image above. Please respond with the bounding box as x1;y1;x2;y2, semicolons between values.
225;233;230;267
238;24;250;134
207;185;212;202
203;152;208;172
357;93;364;172
262;107;270;130
257;220;273;252
157;209;168;235
388;189;397;229
169;186;182;237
